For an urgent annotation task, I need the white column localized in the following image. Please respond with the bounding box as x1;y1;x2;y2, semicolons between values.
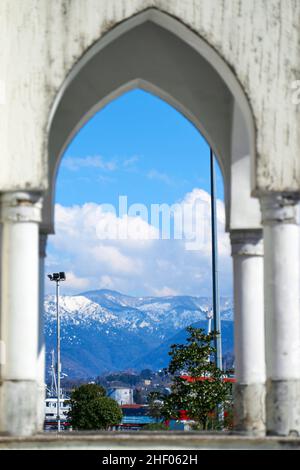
36;232;47;431
0;191;42;436
231;229;265;435
261;193;300;436
0;223;3;371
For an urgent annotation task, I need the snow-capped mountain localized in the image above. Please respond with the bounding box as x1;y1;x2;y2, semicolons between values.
44;289;234;378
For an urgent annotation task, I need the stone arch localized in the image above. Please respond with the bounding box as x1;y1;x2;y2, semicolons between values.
2;2;300;440
44;7;257;234
43;8;264;435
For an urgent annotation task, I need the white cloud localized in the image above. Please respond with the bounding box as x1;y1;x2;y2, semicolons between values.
46;189;232;297
65;272;91;290
62;154;142;174
147;169;173;185
175;188;230;256
90;245;140;275
62;155;117;172
151;286;180;297
99;275;115;289
95;211;159;242
123;155;140;167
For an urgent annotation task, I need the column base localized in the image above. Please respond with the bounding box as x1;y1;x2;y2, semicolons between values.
36;384;46;432
266;379;300;436
234;383;266;436
0;380;38;436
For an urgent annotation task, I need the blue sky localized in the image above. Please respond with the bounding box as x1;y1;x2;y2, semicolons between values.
47;89;231;297
57;89;224;207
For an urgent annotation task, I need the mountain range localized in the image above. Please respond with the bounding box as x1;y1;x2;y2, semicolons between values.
44;289;234;379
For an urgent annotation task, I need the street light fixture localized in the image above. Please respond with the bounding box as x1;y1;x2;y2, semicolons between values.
48;272;66;432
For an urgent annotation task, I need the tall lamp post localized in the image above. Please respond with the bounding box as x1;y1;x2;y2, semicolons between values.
48;272;66;432
210;148;222;370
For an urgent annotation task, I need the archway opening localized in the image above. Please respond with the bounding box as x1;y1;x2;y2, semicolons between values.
45;87;233;431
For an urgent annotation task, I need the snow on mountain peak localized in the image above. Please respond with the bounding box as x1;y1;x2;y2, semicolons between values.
44;289;233;330
44;289;234;378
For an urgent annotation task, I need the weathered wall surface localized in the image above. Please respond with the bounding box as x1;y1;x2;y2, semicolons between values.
0;0;300;192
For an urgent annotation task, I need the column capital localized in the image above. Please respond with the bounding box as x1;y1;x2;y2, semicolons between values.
1;191;42;224
260;193;299;225
230;229;263;257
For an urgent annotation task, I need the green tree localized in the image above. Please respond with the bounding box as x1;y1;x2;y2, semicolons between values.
147;391;164;421
68;383;122;430
161;327;231;430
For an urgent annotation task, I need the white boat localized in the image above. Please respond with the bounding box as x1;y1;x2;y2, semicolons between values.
44;397;71;431
44;350;71;430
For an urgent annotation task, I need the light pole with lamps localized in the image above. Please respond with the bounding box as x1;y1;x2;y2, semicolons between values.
47;272;66;432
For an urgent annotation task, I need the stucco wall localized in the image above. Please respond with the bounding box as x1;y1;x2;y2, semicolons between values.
0;0;299;192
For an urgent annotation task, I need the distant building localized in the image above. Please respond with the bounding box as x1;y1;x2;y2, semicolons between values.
107;387;134;405
117;405;160;431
